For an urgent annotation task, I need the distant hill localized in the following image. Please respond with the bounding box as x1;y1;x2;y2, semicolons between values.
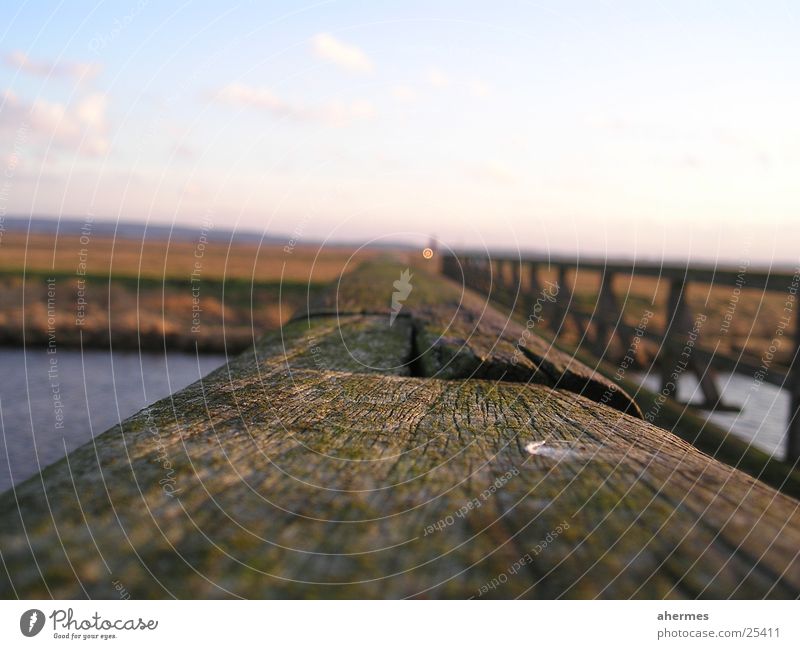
1;216;291;246
1;215;420;250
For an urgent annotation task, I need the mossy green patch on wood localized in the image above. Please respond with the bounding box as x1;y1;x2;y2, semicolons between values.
0;259;797;599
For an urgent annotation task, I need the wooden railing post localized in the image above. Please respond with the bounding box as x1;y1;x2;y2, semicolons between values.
528;262;543;295
788;330;800;463
528;262;554;326
441;252;457;282
660;278;723;407
464;256;478;290
553;265;571;337
488;258;499;294
493;259;503;292
660;278;689;400
510;260;521;296
501;259;512;293
552;264;588;339
594;271;618;359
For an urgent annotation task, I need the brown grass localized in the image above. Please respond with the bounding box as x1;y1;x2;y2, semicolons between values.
0;231;381;283
0;232;412;352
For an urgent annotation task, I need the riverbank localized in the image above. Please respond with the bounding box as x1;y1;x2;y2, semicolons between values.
0;270;316;354
0;230;405;354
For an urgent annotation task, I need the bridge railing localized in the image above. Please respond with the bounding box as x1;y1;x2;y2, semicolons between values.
441;252;800;462
2;258;799;598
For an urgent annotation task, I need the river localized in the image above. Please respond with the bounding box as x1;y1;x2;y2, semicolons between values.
631;370;789;459
0;348;228;492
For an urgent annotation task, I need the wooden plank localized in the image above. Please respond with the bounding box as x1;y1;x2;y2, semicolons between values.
567;346;800;499
660;278;689;400
1;260;798;599
301;260;640;416
788;332;800;462
2;361;798;598
593;271;623;358
257;315;413;375
445;254;800;485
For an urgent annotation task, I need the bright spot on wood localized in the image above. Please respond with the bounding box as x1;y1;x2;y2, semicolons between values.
422;247;434;259
525;441;546;455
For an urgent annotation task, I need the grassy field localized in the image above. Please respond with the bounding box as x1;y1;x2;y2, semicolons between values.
3;230;792;365
0;231;378;283
0;232;409;353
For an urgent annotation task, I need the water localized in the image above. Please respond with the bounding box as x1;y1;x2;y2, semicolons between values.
0;348;228;492
1;348;788;492
630;370;789;458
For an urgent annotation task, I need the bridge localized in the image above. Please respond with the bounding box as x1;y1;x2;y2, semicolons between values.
442;252;800;463
1;258;798;598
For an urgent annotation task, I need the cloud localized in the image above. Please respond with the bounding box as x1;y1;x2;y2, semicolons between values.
467;78;490;98
74;92;107;128
2;151;24;172
426;67;448;88
5;50;102;82
311;33;373;73
423;68;490;98
325;99;374;122
469;160;519;185
0;89;110;156
213;82;374;125
390;85;417;102
215;83;292;115
171;141;197;160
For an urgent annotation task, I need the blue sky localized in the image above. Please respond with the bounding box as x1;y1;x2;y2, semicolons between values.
1;1;799;263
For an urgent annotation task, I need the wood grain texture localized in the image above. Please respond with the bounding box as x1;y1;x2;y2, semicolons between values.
1;261;798;599
300;259;641;416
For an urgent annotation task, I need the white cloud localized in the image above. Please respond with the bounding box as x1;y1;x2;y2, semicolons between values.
2;151;24;172
215;83;292;115
325;98;374;122
469;160;519;185
390;85;417;102
426;67;448;88
423;68;490;97
5;50;102;82
172;141;197;160
75;93;107;128
213;82;374;125
467;78;490;98
0;89;109;156
311;33;373;73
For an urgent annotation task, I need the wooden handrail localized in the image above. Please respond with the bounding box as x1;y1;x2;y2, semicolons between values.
0;259;798;598
443;252;800;463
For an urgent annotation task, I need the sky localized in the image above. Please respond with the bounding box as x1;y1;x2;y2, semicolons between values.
1;0;799;263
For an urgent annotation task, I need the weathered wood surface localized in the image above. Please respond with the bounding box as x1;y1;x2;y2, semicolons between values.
444;252;800;462
1;260;798;598
299;260;641;416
